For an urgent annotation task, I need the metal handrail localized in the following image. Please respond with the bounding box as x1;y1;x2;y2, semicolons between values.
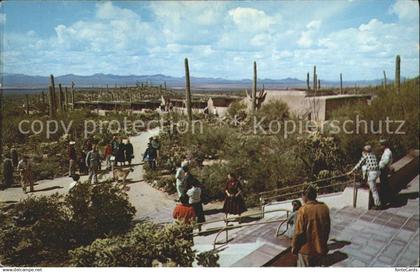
258;173;348;197
212;217;290;250
194;207;290;229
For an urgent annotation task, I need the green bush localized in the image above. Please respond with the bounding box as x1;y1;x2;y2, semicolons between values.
0;194;71;266
0;182;136;266
69;222;218;267
65;181;136;244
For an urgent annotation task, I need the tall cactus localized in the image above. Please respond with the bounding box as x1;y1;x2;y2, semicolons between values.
318;79;321;90
340;73;343;94
50;74;56;114
64;87;69;111
58;83;64;112
164;81;167;90
2;158;14;187
383;70;387;91
71;81;75;110
25;94;30;114
41;91;45;104
184;58;192;122
252;61;257;115
395;55;400;94
306;72;310;90
313;65;317;92
48;85;55;117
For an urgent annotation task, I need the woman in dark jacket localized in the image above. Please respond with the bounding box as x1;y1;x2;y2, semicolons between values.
116;140;126;166
223;173;247;218
125;139;134;166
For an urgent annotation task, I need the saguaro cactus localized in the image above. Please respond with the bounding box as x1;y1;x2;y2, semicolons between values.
306;72;310;90
41;91;45;104
2;158;14;187
252;61;257;115
184;58;192;122
48;85;55;117
318;79;321;90
71;81;75;110
340;73;343;94
164;81;167;90
25;94;30;114
313;66;317;92
383;70;387;90
50;74;56;114
395;55;400;94
58;83;64;112
64;87;69;111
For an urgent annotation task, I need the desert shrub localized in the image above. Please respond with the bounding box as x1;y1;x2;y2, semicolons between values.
226;100;247;120
65;181;136;244
256;100;289;128
0;194;71;266
332;77;419;163
294;131;345;178
0;182;136;266
69;222;218;267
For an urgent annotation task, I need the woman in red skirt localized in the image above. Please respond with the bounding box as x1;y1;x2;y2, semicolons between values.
223;173;247;219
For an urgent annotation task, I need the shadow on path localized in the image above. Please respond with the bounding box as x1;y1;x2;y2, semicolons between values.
32;186;64;193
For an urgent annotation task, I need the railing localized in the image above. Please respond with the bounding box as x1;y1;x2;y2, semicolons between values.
258;173;355;218
197;208;291;250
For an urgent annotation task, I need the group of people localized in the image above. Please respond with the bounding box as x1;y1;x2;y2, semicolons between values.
172;160;248;228
172;161;206;226
287;138;394;267
347;139;393;209
68;136;135;184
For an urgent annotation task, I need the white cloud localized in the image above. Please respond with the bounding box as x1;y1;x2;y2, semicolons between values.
0;13;5;25
297;20;322;48
306;20;321;30
390;0;419;21
228;7;275;32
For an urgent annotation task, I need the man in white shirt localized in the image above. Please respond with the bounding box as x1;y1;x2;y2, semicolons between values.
379;139;393;205
17;156;33;193
175;160;189;198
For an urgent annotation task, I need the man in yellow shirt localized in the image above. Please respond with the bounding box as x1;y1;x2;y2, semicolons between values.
292;185;330;267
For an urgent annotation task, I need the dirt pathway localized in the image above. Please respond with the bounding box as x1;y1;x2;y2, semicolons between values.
0;128;177;223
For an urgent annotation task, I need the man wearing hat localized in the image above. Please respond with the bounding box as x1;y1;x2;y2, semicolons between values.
348;145;381;209
292;185;330;267
379;139;393;205
68;141;77;177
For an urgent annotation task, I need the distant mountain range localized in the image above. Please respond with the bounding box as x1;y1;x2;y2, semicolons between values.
1;73;384;89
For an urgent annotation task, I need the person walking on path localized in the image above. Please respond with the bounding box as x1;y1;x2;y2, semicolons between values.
143;143;157;170
173;194;196;224
175;161;189;197
17;156;34;193
78;150;88;175
223;173;247;219
186;175;206;226
116;139;126;166
68;141;77;177
125;139;134;166
292;186;330;267
111;136;119;166
104;142;113;171
86;145;101;183
348;145;381;209
379;139;393;205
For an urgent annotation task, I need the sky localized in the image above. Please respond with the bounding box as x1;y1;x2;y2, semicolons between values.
1;0;419;80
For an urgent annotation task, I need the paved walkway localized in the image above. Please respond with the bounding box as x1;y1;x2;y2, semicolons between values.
0;128;177;223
